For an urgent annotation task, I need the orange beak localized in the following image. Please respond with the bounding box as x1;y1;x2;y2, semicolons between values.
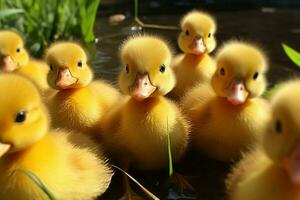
227;80;249;106
55;68;78;89
0;142;11;158
189;36;206;55
284;141;300;187
131;73;156;101
1;56;17;72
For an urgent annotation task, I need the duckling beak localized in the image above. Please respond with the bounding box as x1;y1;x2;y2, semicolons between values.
284;141;300;187
55;68;78;89
227;80;249;106
1;56;17;72
188;36;206;55
0;142;11;158
131;73;156;101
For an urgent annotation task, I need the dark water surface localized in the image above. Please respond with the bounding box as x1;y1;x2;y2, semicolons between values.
91;8;300;200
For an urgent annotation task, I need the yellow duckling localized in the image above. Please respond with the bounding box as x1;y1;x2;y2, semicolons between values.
102;35;190;199
169;10;217;100
227;80;300;200
46;42;120;134
181;41;270;161
0;30;49;90
0;73;112;200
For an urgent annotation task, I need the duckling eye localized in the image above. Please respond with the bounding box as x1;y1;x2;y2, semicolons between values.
77;61;83;68
50;64;54;71
125;64;129;73
16;48;21;53
208;33;211;38
275;119;283;134
253;72;259;80
220;67;225;76
15;111;27;123
185;30;189;36
160;64;166;73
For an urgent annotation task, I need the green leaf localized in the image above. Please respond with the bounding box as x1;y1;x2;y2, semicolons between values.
0;8;24;18
282;43;300;67
13;169;56;200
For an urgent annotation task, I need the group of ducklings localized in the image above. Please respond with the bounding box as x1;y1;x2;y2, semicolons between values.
0;9;299;200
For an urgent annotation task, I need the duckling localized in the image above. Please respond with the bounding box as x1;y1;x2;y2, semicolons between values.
168;10;217;100
0;73;112;200
101;35;190;199
227;80;300;200
181;41;270;161
0;30;49;90
46;42;120;134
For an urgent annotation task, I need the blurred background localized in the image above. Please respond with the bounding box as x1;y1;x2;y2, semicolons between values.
1;0;300;199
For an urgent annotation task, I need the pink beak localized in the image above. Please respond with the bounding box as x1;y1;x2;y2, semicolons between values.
188;36;206;55
131;73;156;101
227;80;249;106
1;56;17;72
55;68;78;89
284;141;300;187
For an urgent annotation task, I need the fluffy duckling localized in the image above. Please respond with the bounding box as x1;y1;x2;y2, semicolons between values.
227;80;300;200
0;30;49;90
101;35;190;199
169;11;217;100
46;42;120;134
0;74;112;200
181;41;270;161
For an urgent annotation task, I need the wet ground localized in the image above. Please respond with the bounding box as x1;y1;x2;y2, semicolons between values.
90;8;300;200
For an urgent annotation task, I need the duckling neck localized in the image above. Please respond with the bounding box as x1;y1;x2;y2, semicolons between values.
129;96;162;107
56;87;86;94
0;135;50;168
183;53;206;66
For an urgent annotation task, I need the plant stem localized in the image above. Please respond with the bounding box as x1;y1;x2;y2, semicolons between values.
112;165;159;200
133;0;178;30
134;0;138;19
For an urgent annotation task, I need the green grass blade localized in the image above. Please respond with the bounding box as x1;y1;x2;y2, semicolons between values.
13;169;56;200
167;117;173;177
80;0;100;42
282;43;300;67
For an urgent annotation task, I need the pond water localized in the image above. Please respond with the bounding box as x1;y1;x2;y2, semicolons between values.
91;8;300;200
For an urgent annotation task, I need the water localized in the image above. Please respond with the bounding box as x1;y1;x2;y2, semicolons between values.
91;8;300;200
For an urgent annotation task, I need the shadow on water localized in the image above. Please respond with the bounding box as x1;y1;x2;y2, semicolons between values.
88;8;300;200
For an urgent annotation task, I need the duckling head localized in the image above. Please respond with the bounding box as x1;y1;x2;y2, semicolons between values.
46;42;93;90
263;80;300;187
0;30;29;72
118;35;175;101
212;41;268;106
178;11;216;55
0;74;49;158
